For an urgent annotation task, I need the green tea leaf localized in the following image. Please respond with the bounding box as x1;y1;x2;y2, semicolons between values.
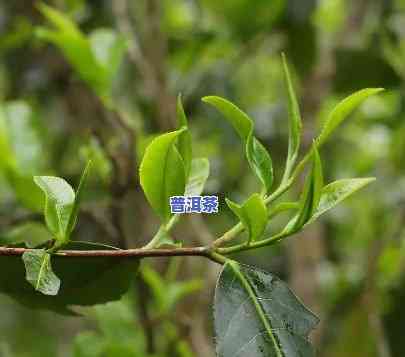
0;104;15;171
66;160;92;236
226;193;267;243
246;135;273;193
139;129;186;222
309;177;376;222
177;95;192;178
293;145;323;230
214;261;318;357
203;96;273;193
202;96;252;140
316;88;384;147
22;249;60;296
0;222;53;248
1;242;139;314
185;158;210;196
0;101;44;211
89;28;126;84
281;54;302;182
37;4;104;91
33;176;75;240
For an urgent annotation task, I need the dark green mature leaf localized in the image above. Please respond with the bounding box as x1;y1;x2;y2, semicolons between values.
185;158;210;196
34;176;75;241
0;242;139;315
22;249;60;296
66;160;92;236
139;129;186;223
309;177;376;223
214;261;318;357
177;95;193;178
226;194;267;243
316;88;384;147
281;54;302;182
203;96;273;192
0;222;53;248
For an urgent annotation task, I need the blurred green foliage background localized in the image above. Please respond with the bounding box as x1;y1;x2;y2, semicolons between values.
1;0;405;356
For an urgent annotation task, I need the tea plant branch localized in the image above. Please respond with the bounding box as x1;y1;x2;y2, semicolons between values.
0;246;226;264
216;229;293;255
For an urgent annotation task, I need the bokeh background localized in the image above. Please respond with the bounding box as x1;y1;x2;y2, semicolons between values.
1;0;405;356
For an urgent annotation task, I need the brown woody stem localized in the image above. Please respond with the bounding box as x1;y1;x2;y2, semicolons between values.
0;246;226;264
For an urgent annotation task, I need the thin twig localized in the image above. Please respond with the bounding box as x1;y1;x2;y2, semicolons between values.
0;246;225;264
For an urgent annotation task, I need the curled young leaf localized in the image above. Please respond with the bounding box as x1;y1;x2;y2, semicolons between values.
203;96;273;193
177;95;193;178
34;176;75;241
226;193;267;243
281;54;302;183
139;129;186;223
214;261;318;357
316;88;384;147
246;135;274;193
22;249;60;296
66;160;92;236
291;145;323;231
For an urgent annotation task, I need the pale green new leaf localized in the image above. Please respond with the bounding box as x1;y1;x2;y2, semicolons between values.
309;178;376;223
316;88;384;147
203;96;273;192
140;129;186;222
226;193;267;243
281;54;302;182
292;145;323;230
0;101;45;212
34;176;75;240
36;4;111;99
22;249;60;296
202;96;252;140
0;104;15;171
185;158;210;196
89;28;126;81
66;160;92;236
177;94;192;178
